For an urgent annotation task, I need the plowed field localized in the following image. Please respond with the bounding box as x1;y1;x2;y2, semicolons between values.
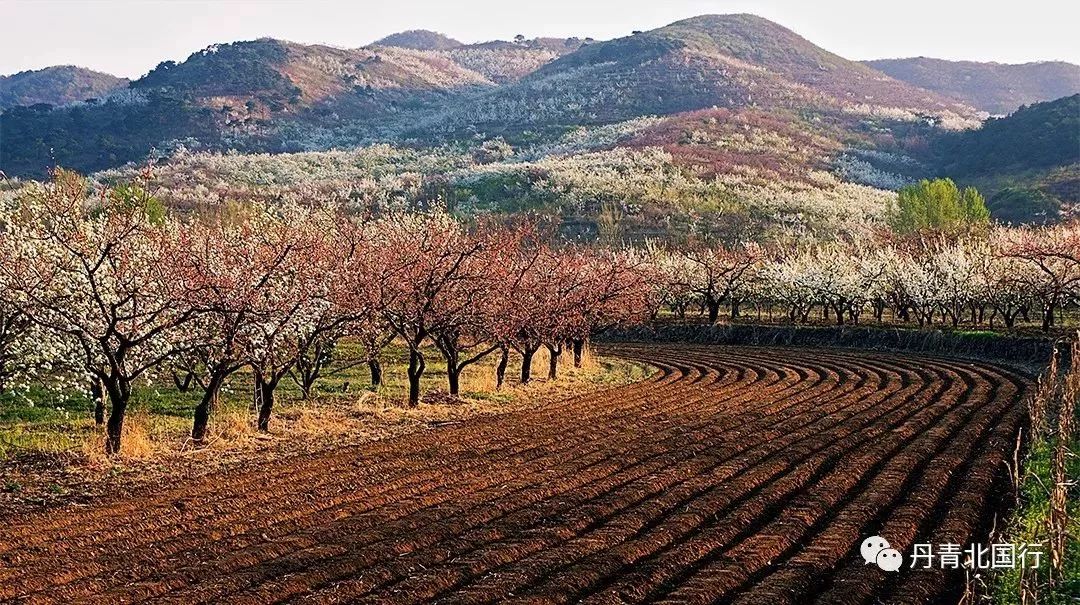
0;344;1032;604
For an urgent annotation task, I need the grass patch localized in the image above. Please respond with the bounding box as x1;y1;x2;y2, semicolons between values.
991;437;1080;604
991;340;1079;604
0;340;651;462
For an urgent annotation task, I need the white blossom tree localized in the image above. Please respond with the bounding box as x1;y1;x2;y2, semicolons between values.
0;170;197;453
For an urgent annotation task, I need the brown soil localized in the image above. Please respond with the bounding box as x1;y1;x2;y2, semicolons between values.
0;343;1031;604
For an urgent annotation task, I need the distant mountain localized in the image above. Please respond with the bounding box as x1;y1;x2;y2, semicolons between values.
0;13;1049;189
931;95;1080;223
374;30;462;50
443;37;588;83
133;38;490;107
0;66;128;111
865;57;1080;115
935;95;1079;177
0;38;494;177
415;14;980;136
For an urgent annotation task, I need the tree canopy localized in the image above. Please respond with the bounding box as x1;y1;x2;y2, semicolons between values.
890;178;989;233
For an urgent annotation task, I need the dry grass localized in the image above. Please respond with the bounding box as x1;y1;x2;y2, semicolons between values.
0;344;650;513
189;344;641;458
993;334;1079;604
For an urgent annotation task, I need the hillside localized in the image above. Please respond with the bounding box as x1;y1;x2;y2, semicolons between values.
0;66;128;111
443;37;588;83
865;57;1080;115
373;31;589;83
0;13;1023;193
373;30;462;50
931;95;1080;223
133;38;491;110
406;14;980;139
1;38;495;177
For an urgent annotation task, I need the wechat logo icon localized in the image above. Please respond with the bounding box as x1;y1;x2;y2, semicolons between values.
861;535;904;572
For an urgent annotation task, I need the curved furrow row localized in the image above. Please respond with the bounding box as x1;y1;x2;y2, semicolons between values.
503;355;955;604
0;344;1031;605
654;361;1005;604
4;352;752;599
241;354;866;603
112;350;816;604
724;362;1026;605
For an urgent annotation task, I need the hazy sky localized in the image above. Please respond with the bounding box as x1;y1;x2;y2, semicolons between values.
2;0;1078;78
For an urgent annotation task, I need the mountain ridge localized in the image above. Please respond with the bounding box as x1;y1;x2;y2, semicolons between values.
864;56;1080;115
409;13;980;138
0;10;1065;223
373;30;463;50
0;65;128;111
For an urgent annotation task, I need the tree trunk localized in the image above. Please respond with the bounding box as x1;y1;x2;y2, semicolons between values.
368;358;382;388
255;373;276;432
730;300;740;320
407;349;425;406
1042;301;1056;332
191;374;224;445
706;299;721;324
1004;309;1017;328
572;339;585;368
298;371;316;400
103;377;129;455
546;343;562;380
520;346;537;384
447;357;461;396
90;377;105;426
495;346;509;390
105;403;125;455
191;391;213;445
172;370;195;392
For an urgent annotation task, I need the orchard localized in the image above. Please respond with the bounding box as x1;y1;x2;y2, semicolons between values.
0;171;654;452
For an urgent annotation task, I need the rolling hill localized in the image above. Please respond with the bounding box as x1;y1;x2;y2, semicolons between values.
407;14;980;137
442;37;588;83
930;94;1080;223
865;57;1080;115
0;66;128;111
373;32;587;83
1;11;1068;229
373;30;463;50
1;38;496;177
133;38;491;112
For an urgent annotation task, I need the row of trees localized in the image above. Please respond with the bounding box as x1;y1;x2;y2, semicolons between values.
649;225;1080;332
0;171;653;453
1;171;1077;454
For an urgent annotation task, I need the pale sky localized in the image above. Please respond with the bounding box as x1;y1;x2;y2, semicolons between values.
2;0;1078;79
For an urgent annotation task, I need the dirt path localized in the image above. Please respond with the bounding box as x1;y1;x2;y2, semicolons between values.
0;344;1031;604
